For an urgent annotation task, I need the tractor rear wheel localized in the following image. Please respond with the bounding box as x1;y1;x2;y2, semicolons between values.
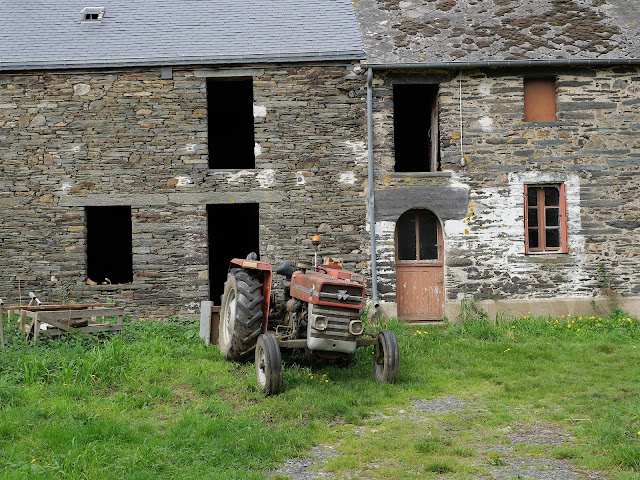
255;333;282;395
374;330;399;383
218;268;264;362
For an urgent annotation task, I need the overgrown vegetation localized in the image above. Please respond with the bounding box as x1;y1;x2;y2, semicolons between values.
0;310;638;479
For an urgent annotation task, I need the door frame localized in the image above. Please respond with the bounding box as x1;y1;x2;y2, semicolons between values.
394;209;445;321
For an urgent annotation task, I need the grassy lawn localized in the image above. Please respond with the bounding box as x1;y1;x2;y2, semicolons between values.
0;310;638;479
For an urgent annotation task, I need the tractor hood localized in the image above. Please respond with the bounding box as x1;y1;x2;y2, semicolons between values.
290;269;365;309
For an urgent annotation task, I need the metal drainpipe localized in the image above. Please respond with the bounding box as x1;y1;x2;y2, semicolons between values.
367;68;379;308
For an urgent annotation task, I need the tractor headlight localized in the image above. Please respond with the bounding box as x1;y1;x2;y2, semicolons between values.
349;320;364;336
312;315;328;331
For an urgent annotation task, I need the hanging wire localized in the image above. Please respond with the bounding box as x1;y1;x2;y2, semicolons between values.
459;70;465;166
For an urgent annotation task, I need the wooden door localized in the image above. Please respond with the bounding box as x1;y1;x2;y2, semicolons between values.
395;210;444;321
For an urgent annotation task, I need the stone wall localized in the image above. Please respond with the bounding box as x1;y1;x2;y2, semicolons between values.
370;67;640;314
0;63;368;317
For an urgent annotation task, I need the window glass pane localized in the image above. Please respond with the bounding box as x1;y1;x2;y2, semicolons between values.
527;187;538;207
397;213;417;260
418;211;438;260
546;228;560;248
528;228;539;249
544;186;559;206
545;207;559;227
528;208;538;227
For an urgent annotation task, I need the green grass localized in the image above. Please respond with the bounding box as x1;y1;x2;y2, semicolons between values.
0;311;639;479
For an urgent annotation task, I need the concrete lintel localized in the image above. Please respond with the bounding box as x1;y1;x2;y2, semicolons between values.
59;191;285;207
60;194;169;207
169;191;285;204
194;68;265;78
375;186;469;222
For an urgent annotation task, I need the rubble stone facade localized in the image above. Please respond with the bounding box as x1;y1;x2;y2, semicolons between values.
370;66;640;317
0;63;368;317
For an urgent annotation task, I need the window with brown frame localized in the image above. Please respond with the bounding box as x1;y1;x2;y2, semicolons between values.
524;77;557;122
524;184;568;254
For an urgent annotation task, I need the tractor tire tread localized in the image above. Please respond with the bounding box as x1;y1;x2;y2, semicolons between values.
221;269;265;363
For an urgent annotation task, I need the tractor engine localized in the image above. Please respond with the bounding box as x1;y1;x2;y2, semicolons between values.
276;260;366;354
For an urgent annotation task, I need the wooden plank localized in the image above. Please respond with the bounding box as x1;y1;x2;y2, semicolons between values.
19;310;26;333
34;309;124;321
1;303;112;311
33;312;39;342
45;324;124;335
42;319;73;332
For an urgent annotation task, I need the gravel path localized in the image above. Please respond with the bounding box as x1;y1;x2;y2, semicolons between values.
269;396;607;480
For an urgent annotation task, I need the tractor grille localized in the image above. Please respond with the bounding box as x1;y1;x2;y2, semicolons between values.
309;305;360;341
318;284;364;307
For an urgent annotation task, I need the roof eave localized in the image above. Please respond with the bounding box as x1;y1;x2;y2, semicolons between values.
0;50;366;72
365;58;640;70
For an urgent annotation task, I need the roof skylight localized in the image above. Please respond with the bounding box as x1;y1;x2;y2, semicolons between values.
81;7;105;22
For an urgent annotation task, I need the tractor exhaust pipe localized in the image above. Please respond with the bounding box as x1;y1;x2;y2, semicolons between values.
312;235;321;268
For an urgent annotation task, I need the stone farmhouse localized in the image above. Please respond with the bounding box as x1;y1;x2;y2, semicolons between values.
0;1;368;317
355;0;640;319
1;0;639;321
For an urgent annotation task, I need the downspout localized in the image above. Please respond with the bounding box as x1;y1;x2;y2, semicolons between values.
367;68;379;308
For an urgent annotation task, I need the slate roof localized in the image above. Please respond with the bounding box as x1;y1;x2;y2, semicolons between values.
0;0;364;71
354;0;640;65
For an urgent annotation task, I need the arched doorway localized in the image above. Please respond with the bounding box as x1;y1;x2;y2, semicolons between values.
395;209;444;321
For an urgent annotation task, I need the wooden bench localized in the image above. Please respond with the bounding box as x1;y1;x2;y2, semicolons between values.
0;303;124;342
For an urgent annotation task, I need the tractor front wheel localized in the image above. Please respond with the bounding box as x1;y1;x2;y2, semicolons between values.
218;268;264;362
373;330;399;383
255;333;282;395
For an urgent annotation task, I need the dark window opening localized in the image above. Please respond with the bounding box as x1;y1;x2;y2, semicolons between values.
207;78;255;169
393;84;440;172
524;184;567;254
396;209;440;262
207;203;260;303
86;206;133;284
524;77;556;122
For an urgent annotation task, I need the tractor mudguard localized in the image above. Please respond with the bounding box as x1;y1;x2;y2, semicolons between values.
228;258;272;333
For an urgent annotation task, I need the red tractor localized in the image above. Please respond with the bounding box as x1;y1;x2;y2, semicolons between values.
218;236;399;394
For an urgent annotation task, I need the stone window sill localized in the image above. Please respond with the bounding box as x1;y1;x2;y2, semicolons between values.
390;171;453;179
84;283;150;291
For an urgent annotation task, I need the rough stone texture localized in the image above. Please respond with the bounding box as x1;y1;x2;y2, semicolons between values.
0;64;367;317
354;0;640;64
371;67;640;307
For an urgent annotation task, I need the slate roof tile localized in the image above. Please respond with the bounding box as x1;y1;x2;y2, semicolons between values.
0;0;364;71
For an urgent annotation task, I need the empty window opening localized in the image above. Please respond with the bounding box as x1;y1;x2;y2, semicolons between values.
207;78;255;169
81;7;105;21
524;77;556;122
396;209;441;262
524;184;567;253
86;206;133;284
207;203;260;303
393;84;440;172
